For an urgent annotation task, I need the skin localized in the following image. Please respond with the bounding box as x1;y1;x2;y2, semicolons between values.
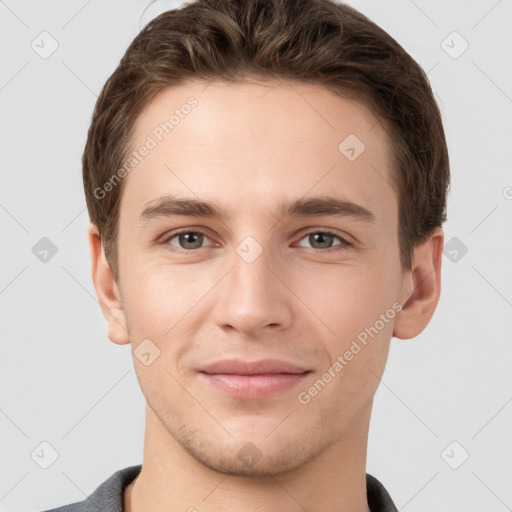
88;78;443;512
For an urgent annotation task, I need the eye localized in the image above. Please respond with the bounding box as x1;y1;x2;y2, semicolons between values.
161;229;352;252
296;230;352;250
164;230;213;250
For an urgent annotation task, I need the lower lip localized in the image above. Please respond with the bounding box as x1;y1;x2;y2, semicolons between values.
199;372;310;399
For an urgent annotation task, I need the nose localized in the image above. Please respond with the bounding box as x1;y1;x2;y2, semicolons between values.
212;243;293;336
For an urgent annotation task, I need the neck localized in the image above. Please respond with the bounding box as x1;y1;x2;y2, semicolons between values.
125;403;373;512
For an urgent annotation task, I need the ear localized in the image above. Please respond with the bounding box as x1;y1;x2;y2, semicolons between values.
88;223;130;345
393;227;444;340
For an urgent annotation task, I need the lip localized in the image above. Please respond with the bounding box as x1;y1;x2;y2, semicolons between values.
198;358;311;399
200;358;309;375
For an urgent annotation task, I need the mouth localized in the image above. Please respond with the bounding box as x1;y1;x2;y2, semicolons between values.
198;358;312;399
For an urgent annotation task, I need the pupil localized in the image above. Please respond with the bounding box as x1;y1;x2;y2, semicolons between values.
311;233;333;248
180;232;202;249
177;232;334;250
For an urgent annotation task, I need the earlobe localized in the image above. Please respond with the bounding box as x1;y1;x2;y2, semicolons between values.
393;227;444;340
87;223;130;345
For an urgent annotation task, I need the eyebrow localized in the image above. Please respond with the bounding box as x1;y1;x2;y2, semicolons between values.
139;194;376;224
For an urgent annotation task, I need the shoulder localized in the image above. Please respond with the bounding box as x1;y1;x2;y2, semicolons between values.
38;464;142;512
366;473;399;512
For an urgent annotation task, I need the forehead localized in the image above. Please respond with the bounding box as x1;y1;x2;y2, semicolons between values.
121;78;397;227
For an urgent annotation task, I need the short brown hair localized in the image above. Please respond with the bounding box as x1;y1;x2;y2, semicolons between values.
83;0;450;281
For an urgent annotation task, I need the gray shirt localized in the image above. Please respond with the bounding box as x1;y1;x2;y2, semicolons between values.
40;464;399;512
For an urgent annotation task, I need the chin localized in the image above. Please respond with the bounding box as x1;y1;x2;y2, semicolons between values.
183;438;319;477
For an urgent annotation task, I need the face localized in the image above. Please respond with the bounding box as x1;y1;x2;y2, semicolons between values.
111;78;410;476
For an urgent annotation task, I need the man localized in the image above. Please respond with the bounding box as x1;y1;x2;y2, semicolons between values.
42;0;449;510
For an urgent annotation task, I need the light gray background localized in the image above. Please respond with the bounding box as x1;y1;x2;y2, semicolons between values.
1;1;511;511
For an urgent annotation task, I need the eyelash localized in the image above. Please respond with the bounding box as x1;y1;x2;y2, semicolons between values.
160;228;353;253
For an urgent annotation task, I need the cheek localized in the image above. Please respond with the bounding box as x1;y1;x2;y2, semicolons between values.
292;262;396;400
293;260;398;342
119;256;206;353
295;270;394;421
123;265;202;397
